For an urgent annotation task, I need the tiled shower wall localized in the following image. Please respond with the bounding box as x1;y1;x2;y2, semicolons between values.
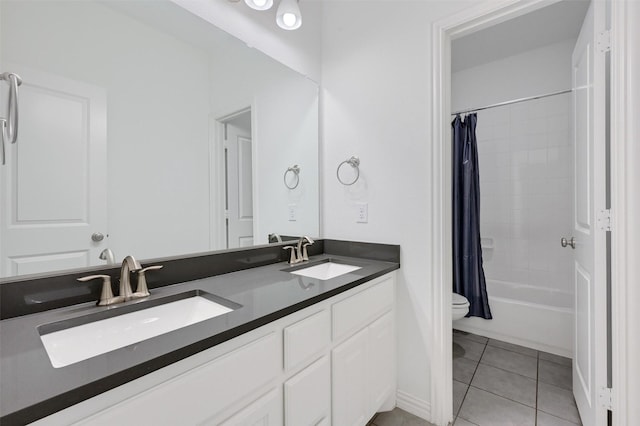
476;92;574;294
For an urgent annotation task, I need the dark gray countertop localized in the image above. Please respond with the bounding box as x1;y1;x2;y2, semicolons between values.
0;254;399;424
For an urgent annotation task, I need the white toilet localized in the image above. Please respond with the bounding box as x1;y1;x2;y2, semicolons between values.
452;292;470;320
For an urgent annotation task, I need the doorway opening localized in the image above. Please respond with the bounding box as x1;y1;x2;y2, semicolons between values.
431;1;609;425
213;108;254;249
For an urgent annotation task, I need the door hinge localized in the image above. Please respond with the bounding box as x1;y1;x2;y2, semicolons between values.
598;209;612;231
599;387;613;410
597;30;611;53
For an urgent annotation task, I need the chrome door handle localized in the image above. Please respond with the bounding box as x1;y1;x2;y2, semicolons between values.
91;232;105;242
561;237;576;249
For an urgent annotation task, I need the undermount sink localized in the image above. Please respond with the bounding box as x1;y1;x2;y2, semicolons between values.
288;260;362;280
38;290;240;368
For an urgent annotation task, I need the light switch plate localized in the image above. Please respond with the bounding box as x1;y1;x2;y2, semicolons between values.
288;204;297;221
356;203;368;223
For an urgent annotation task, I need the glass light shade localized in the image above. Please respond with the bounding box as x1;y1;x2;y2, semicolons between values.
244;0;273;11
276;0;302;30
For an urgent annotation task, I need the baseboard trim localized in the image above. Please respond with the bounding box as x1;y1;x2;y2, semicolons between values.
396;390;431;421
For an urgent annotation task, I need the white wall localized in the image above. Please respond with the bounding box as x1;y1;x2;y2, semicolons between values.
452;40;575;297
321;0;473;417
452;39;575;112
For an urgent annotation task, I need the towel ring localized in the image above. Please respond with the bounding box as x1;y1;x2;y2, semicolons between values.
284;165;300;189
337;156;360;186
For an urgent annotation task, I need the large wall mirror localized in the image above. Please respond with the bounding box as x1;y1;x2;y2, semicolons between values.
0;0;319;278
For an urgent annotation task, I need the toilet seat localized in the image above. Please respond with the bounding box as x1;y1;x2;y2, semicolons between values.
452;292;469;306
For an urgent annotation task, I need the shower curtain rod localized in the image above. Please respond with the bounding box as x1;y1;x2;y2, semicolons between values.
451;88;573;116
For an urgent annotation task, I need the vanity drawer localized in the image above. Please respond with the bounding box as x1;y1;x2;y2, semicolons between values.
76;332;280;425
332;275;394;342
284;309;330;373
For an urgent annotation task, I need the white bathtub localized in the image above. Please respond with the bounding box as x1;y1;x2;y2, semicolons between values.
454;279;574;357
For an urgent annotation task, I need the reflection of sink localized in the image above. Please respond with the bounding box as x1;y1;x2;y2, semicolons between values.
38;290;240;368
288;260;361;280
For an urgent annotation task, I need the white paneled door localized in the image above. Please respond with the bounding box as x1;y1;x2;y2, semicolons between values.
571;2;607;425
224;111;253;249
0;66;107;277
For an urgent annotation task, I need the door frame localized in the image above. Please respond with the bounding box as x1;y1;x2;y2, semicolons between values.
429;0;631;424
609;1;639;424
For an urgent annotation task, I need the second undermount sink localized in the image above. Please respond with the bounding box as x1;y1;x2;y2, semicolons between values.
38;290;240;368
288;260;362;280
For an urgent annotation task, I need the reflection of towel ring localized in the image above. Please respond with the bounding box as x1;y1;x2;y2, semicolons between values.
284;165;300;189
337;156;360;185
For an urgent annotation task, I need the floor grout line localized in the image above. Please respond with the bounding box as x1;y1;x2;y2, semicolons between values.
476;358;538;381
467;384;537;410
535;350;540;425
484;342;539;359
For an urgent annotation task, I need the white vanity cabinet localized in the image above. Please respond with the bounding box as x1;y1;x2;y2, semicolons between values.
332;275;395;426
34;272;396;426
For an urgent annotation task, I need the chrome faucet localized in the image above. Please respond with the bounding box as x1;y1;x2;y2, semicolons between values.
77;255;163;305
119;255;142;301
283;236;314;264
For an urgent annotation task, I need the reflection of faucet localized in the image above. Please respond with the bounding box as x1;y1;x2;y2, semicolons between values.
119;255;142;301
268;233;283;243
99;248;116;265
297;277;314;290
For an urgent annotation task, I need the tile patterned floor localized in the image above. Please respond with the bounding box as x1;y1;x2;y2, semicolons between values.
367;331;581;426
453;330;583;426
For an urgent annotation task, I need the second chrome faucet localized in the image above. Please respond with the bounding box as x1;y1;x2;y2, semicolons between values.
284;236;315;264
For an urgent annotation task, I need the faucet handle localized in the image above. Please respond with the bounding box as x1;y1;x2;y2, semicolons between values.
283;246;299;264
133;265;163;299
77;274;123;306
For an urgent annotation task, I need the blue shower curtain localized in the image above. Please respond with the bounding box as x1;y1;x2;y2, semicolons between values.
452;113;492;319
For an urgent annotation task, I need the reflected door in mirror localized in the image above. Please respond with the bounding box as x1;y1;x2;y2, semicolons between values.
1;67;107;277
224;110;254;249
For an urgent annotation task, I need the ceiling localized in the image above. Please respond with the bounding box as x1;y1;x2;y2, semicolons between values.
452;0;591;72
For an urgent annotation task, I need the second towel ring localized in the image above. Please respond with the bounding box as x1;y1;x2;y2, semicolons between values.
337;156;360;186
284;165;300;189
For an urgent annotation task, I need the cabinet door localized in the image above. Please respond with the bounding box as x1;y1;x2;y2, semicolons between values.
284;356;330;425
368;311;394;411
332;328;369;426
219;388;282;426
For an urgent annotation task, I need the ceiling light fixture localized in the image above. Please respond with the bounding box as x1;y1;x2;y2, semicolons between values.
234;0;302;31
276;0;302;31
244;0;273;11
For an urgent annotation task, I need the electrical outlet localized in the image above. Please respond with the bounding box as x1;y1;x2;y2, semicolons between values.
356;203;368;223
288;204;297;221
